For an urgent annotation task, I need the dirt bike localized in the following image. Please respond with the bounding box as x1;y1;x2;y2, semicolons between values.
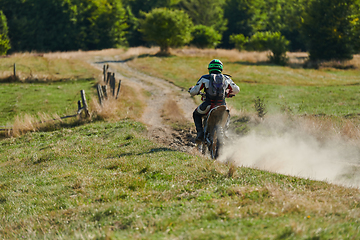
197;92;232;159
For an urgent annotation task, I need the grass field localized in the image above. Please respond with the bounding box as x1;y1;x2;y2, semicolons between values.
1;120;359;239
1;48;360;239
0;80;96;127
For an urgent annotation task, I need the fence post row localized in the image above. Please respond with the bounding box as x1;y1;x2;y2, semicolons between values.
97;65;122;105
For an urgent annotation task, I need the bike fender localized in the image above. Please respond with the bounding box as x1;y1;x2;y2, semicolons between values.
197;105;211;115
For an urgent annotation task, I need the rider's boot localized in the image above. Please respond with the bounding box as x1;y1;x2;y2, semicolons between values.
193;111;204;142
195;130;204;142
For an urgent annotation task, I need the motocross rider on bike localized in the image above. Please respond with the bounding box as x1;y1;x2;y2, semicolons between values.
188;59;240;142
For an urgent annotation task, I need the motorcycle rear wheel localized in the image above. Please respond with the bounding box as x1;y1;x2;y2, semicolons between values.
198;141;207;155
210;127;222;159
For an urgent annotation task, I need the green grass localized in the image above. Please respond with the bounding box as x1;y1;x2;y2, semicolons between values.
0;80;97;126
1;120;359;239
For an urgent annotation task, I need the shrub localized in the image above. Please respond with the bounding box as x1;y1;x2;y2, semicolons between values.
229;34;249;51
190;25;222;49
248;31;289;65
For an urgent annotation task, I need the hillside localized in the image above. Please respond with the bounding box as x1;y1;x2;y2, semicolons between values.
1;48;360;239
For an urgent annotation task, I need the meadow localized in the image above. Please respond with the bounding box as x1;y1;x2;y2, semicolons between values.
1;48;360;239
126;49;360;117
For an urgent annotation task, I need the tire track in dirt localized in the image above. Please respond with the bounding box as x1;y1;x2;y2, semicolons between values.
93;59;198;152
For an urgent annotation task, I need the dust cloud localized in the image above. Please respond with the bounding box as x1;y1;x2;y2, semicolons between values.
219;116;360;188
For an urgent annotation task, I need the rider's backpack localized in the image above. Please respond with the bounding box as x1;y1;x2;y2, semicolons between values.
208;73;226;98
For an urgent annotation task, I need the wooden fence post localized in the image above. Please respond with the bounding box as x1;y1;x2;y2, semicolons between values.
111;73;116;97
103;65;106;83
77;100;82;114
102;85;108;99
116;80;121;99
106;72;111;84
13;63;16;77
96;84;104;105
80;90;90;118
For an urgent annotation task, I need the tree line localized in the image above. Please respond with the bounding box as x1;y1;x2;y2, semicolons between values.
0;0;360;63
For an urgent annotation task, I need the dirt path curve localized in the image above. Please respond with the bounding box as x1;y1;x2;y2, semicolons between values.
92;57;198;152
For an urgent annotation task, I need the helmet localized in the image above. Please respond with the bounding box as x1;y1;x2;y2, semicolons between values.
208;59;223;73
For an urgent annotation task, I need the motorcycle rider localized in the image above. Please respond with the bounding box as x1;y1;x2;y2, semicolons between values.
188;59;240;142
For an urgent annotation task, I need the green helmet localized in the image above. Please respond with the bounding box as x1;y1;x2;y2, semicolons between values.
208;59;223;73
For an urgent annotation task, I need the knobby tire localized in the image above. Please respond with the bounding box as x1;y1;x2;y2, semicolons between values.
210;127;221;159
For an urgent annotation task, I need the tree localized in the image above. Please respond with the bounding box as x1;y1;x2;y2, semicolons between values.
176;0;227;34
0;10;10;55
301;0;358;61
123;0;180;17
0;0;128;52
222;0;309;51
222;0;258;48
74;0;128;50
190;25;222;48
251;0;308;51
123;0;181;47
139;8;193;54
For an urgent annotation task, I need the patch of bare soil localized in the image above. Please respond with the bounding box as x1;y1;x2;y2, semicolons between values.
93;56;198;153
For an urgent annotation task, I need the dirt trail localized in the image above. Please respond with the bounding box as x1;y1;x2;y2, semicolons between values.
93;58;198;152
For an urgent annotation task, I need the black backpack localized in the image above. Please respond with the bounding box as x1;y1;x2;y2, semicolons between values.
207;73;226;98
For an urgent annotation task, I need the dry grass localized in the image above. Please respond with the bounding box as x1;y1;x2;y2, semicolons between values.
10;114;38;137
43;47;160;62
160;99;189;128
35;47;360;71
90;82;146;121
0;52;100;82
173;47;271;63
6;113;65;137
44;47;275;65
173;47;360;69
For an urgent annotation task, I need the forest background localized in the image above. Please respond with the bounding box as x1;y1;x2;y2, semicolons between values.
1;0;360;64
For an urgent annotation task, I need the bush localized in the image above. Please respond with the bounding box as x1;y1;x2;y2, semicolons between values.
229;34;248;51
248;31;289;65
140;8;193;54
190;25;222;49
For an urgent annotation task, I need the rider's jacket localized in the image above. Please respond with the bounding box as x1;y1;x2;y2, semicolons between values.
189;74;240;115
189;74;240;101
